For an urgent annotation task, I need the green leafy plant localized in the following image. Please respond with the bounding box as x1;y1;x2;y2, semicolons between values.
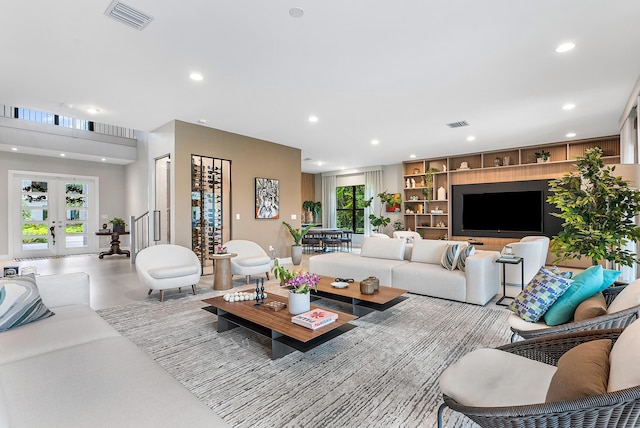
302;200;315;212
365;191;402;233
111;217;125;227
282;221;313;246
535;150;551;161
313;201;322;217
548;147;640;267
392;220;404;231
422;167;440;201
271;259;295;284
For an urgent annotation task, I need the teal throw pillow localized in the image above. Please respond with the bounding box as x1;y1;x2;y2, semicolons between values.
0;274;54;332
510;266;572;322
456;245;475;272
601;269;621;291
544;265;604;326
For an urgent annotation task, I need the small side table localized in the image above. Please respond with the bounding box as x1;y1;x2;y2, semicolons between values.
95;231;130;259
209;253;237;291
495;256;524;307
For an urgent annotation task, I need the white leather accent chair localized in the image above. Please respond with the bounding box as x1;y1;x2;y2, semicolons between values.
135;244;201;302
224;240;271;284
501;236;550;286
393;231;422;241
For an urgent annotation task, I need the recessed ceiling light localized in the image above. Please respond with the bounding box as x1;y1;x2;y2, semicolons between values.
101;158;106;161
409;154;417;159
566;132;577;138
315;161;324;166
189;72;204;81
289;7;304;18
60;153;66;157
308;116;318;123
556;42;575;53
198;119;207;124
562;103;576;110
87;108;99;114
371;139;380;145
11;147;17;151
466;136;476;142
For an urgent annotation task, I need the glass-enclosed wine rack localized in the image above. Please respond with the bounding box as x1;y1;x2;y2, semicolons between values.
191;155;231;275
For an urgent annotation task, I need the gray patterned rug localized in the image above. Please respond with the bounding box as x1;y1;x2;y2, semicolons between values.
97;292;511;428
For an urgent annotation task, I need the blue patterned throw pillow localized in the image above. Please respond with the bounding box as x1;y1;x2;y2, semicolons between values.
440;243;462;271
0;274;54;332
456;245;475;272
510;266;572;322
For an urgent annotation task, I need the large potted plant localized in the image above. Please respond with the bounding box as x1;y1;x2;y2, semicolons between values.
548;147;640;267
282;221;313;265
365;191;402;234
272;259;320;314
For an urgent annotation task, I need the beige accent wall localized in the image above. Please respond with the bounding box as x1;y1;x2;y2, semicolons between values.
172;121;301;258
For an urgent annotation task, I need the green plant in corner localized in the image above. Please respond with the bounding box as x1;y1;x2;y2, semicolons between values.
282;221;313;246
365;191;402;233
111;217;125;227
548;147;640;267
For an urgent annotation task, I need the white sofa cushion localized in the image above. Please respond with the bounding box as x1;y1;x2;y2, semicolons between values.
360;237;406;261
0;336;226;427
608;318;640;391
0;275;54;333
411;240;467;264
0;305;120;365
148;265;200;279
308;252;406;286
607;278;640;313
235;256;271;267
392;263;466;301
439;348;556;407
507;312;550;332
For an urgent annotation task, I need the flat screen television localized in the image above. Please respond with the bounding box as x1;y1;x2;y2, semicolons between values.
451;180;562;239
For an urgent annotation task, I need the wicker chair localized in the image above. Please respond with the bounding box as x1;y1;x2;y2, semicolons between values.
438;329;640;428
509;285;640;342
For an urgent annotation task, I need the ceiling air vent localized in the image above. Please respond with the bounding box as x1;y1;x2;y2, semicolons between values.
446;120;470;128
105;0;153;30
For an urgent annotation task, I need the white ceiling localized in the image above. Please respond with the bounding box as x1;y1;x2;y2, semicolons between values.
2;1;640;173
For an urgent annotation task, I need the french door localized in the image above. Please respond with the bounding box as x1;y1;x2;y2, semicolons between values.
10;172;98;258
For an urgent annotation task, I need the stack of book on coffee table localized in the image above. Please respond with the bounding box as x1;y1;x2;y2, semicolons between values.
291;309;338;330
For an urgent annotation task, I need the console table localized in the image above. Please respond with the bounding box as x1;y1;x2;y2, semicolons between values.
495;256;524;306
95;231;130;259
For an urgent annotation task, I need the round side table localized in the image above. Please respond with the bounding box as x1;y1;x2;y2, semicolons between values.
209;253;237;291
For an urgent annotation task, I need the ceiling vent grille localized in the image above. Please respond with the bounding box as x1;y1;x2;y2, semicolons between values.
446;120;470;128
105;0;153;30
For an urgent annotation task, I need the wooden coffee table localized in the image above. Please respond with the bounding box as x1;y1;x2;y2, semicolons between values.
202;294;357;359
313;276;409;316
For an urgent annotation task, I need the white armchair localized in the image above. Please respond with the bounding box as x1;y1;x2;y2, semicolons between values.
224;240;271;284
502;236;549;286
135;244;201;302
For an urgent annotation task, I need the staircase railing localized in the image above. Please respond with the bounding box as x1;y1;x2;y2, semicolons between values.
130;212;150;263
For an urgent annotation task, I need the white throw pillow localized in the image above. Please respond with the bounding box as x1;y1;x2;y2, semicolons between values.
607;279;640;313
441;243;462;271
360;237;406;261
456;245;476;272
608;318;640;391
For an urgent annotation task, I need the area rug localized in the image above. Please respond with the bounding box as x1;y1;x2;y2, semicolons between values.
98;293;512;428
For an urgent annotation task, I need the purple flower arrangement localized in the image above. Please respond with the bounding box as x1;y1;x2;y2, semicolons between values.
286;272;321;295
217;245;227;254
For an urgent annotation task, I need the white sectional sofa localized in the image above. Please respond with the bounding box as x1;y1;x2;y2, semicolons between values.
309;237;501;305
0;272;229;428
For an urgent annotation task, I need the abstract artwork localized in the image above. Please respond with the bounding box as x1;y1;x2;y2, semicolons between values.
255;178;279;219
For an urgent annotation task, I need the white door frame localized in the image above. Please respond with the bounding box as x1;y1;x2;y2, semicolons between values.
8;170;100;259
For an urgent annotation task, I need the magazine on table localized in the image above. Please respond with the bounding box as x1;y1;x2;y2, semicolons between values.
291;309;338;330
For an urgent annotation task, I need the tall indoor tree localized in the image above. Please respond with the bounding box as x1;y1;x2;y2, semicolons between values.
548;147;640;267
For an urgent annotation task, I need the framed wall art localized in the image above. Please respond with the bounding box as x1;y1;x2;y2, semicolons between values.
255;177;279;219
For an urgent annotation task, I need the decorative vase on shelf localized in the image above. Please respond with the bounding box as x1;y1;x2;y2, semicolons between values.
288;291;310;315
437;186;446;201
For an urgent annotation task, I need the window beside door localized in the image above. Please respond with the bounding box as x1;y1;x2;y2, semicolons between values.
336;185;366;234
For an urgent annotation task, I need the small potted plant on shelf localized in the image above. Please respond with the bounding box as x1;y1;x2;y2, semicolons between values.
110;217;126;233
302;200;315;223
422;168;440;201
535;150;551;163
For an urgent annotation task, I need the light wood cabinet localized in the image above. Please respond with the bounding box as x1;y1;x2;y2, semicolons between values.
402;135;620;242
